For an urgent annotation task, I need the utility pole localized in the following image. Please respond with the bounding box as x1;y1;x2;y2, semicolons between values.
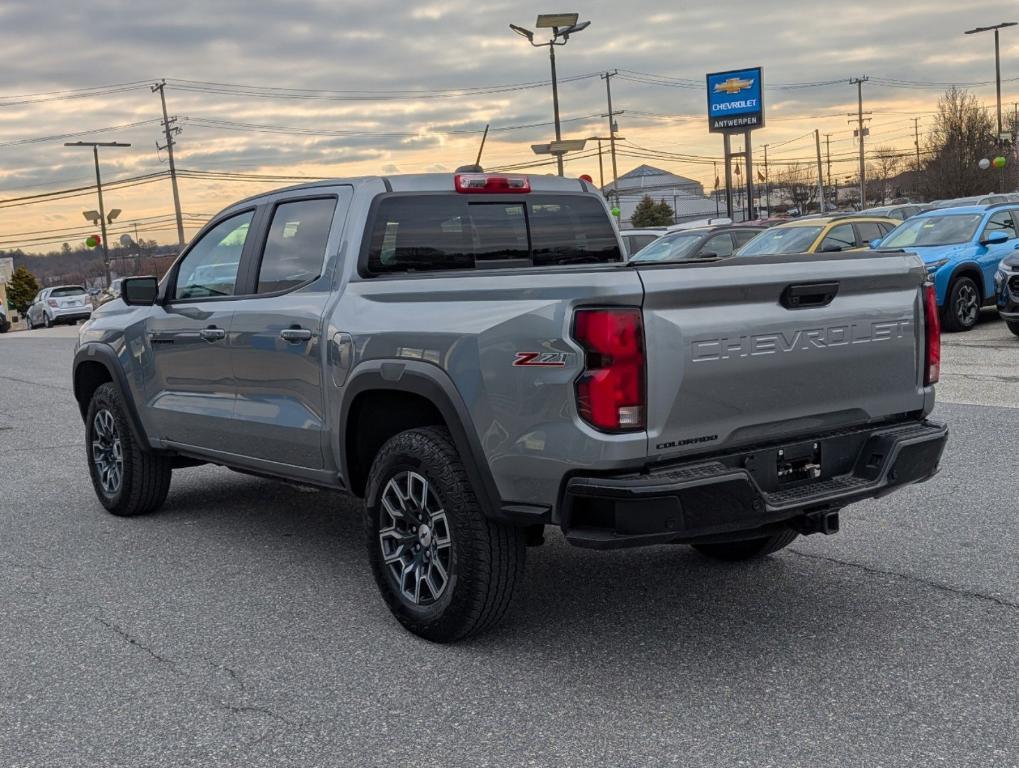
152;79;185;248
602;70;621;212
824;133;832;190
850;76;869;208
913;117;922;175
64;141;131;287
814;130;826;214
596;138;605;189
762;145;770;216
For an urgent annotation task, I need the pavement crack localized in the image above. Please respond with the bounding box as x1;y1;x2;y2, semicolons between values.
94;616;178;667
787;549;1019;610
0;374;72;392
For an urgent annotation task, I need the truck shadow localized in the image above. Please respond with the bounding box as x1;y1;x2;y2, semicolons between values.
155;465;962;668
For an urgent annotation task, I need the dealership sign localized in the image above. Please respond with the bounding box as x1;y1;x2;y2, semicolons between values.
706;67;764;133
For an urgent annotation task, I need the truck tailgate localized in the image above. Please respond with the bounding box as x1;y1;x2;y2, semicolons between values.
636;252;929;461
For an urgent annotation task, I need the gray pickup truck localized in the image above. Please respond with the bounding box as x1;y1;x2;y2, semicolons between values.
73;172;948;641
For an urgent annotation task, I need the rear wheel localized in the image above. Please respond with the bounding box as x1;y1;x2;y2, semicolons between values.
1007;320;1019;338
364;427;525;642
942;276;980;332
692;530;798;561
86;383;172;516
43;312;52;329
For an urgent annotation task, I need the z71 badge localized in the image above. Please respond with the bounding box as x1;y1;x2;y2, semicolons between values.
513;351;571;367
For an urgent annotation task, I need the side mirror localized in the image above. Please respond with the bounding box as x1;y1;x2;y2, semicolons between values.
698;251;718;259
869;238;882;249
982;230;1009;246
121;276;159;306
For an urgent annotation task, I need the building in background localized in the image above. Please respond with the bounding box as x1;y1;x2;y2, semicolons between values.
602;165;719;227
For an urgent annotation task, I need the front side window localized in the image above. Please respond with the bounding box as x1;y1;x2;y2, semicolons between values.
854;222;885;245
819;223;856;252
983;210;1017;240
700;233;734;257
174;211;253;300
257;198;336;293
365;194;620;274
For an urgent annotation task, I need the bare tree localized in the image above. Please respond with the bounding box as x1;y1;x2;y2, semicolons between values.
867;147;902;205
922;87;998;199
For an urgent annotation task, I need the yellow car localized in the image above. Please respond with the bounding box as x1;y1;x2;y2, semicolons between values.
737;215;900;256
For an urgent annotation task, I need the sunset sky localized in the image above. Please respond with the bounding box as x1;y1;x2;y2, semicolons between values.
1;0;1017;253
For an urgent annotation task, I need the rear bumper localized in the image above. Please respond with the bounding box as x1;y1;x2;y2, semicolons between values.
561;419;948;549
51;309;92;324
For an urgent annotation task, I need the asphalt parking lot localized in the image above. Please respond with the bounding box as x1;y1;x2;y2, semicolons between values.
1;317;1017;767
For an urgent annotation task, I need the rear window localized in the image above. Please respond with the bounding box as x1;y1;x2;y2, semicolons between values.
365;194;620;274
50;286;86;297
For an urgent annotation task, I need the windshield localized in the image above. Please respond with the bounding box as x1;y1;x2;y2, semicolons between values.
628;232;704;262
737;226;823;255
880;214;982;248
50;286;86;297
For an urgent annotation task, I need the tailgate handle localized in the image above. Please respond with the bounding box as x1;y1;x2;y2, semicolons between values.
781;282;839;309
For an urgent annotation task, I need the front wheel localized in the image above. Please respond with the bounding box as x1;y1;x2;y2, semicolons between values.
692;530;798;561
86;382;172;516
1007;320;1019;338
942;276;981;332
365;427;525;642
26;314;33;330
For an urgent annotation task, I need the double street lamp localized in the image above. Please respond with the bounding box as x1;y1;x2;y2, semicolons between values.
510;13;590;176
964;22;1017;144
64;141;131;286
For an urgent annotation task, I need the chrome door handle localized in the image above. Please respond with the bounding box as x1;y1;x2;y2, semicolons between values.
280;327;313;343
199;327;226;341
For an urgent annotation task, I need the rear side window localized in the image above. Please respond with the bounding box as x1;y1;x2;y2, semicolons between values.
257;198;336;293
365;194;620;274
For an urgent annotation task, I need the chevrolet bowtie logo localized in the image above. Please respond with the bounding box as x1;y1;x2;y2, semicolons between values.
714;77;754;95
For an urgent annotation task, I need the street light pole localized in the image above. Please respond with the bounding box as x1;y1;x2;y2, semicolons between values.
64;141;131;287
510;14;590;177
965;22;1017;141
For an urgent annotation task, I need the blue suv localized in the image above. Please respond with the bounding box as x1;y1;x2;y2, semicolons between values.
876;204;1019;331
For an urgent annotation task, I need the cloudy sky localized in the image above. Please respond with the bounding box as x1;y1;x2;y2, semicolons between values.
1;0;1016;252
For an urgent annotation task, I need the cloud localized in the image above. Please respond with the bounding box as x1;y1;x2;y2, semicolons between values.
0;0;1015;251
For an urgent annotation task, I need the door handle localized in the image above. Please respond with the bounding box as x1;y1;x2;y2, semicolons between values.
199;326;226;342
280;327;313;343
781;282;839;309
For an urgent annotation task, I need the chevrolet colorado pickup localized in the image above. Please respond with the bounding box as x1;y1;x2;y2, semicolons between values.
73;172;948;641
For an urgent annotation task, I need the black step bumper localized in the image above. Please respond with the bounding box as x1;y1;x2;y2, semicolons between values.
561;420;948;549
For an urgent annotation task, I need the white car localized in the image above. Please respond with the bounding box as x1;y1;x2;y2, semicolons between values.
619;228;666;256
26;285;93;329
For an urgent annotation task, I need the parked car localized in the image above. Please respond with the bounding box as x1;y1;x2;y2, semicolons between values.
876;204;1019;331
26;285;92;329
861;204;923;221
73;172;947;641
98;278;125;305
994;252;1019;337
0;304;10;333
628;224;766;262
736;215;898;256
619;228;665;256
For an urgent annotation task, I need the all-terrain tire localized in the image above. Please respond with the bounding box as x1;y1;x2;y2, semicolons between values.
85;382;172;516
364;426;525;642
692;530;799;561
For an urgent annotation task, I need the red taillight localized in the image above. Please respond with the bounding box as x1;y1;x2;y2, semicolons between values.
454;173;530;194
923;282;940;385
572;307;646;432
47;299;59;308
